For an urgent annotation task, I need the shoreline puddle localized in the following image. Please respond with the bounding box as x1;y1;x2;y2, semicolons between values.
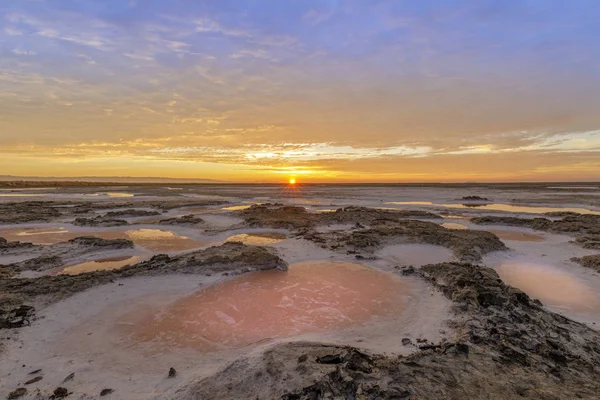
496;261;600;314
225;232;286;246
117;261;410;352
0;227;208;251
59;256;141;275
441;222;468;230
101;229;208;252
385;202;600;215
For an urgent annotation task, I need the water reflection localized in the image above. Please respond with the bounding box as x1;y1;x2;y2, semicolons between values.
441;222;468;230
0;227;81;244
385;202;600;215
488;230;545;242
85;192;134;198
59;256;140;275
118;261;409;352
225;232;286;246
221;205;253;211
496;262;600;313
118;229;207;251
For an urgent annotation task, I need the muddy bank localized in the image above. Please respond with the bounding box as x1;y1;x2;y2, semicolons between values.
180;262;600;400
0;237;133;275
73;216;129;227
0;202;61;224
0;242;286;307
0;199;227;224
571;254;600;273
301;220;506;262
158;214;204;226
105;209;162;218
236;204;441;230
471;214;600;249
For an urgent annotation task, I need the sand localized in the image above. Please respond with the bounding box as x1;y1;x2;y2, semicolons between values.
1;183;600;399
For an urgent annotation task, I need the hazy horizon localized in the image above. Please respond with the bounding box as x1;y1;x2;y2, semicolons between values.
2;1;600;182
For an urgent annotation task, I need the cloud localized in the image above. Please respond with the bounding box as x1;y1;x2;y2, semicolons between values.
0;0;599;181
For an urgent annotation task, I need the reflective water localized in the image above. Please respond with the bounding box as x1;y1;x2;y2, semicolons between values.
386;202;600;215
118;261;410;352
0;227;81;244
441;222;468;230
225;232;286;245
59;256;141;275
488;230;545;242
221;205;253;211
112;229;207;251
0;227;206;251
85;192;135;198
496;262;600;313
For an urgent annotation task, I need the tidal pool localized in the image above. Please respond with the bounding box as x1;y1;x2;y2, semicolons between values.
0;227;81;244
85;192;135;198
487;230;545;242
221;205;253;211
385;202;600;215
496;262;600;314
59;256;141;275
441;222;468;230
0;227;207;251
225;232;286;245
117;261;410;352
106;229;207;252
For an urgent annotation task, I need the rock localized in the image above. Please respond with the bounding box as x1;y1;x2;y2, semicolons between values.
7;388;27;399
72;216;128;227
316;354;344;364
62;372;75;383
345;349;373;373
158;214;203;226
402;338;412;346
168;367;177;378
28;369;41;375
462;196;490;201
400;266;416;276
297;354;308;363
105;209;161;218
456;343;469;355
100;388;114;396
24;376;42;385
51;387;69;398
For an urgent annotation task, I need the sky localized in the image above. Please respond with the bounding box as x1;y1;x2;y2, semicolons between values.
1;0;600;183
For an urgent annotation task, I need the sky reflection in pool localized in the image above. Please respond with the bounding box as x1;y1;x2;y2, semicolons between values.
385;202;600;215
118;261;410;352
59;256;141;275
496;262;600;314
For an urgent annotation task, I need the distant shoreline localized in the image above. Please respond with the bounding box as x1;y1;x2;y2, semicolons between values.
0;180;598;188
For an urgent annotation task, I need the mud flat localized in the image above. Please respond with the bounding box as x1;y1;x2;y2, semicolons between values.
2;184;600;399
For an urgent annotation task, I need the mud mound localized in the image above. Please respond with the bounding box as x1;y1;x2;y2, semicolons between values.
571;254;600;272
237;204;317;229
319;206;440;224
158;214;204;226
0;202;62;224
0;238;38;255
105;209;161;218
303;220;506;262
179;262;600;400
237;204;441;231
72;216;129;227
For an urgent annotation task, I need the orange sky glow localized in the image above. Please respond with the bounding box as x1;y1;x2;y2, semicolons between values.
1;1;600;183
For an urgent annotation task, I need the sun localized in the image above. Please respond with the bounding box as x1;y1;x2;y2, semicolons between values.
289;178;296;185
